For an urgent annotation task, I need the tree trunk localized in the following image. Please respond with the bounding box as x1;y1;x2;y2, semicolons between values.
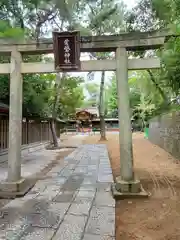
99;71;107;141
50;73;62;147
50;119;59;147
147;69;168;103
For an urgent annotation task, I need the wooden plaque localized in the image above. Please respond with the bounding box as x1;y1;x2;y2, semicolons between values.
53;31;81;71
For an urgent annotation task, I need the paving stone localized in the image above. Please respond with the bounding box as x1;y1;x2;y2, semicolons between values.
60;168;74;177
73;167;88;174
0;215;29;240
64;158;78;164
29;183;46;193
94;192;115;208
49;165;66;174
69;199;93;216
34;180;52;187
86;172;97;178
99;166;111;170
53;177;67;185
77;164;88;167
66;164;76;170
83;234;115;240
46;172;59;178
53;191;77;203
52;214;87;240
38;191;58;200
20;193;39;202
34;195;49;203
46;185;61;192
87;165;98;171
3;198;25;209
20;227;55;240
61;174;84;192
98;175;113;183
27;211;60;229
79;185;97;192
88;170;98;175
0;144;115;240
48;202;70;217
85;206;115;236
38;186;60;200
82;178;96;185
97;183;112;193
74;191;96;202
99;169;112;174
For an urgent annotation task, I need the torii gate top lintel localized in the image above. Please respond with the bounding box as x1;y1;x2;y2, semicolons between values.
0;28;174;54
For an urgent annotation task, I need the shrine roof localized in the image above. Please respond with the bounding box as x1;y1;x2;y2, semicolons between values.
76;107;99;116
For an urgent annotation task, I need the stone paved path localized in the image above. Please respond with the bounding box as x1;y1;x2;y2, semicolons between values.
0;144;115;240
0;135;86;181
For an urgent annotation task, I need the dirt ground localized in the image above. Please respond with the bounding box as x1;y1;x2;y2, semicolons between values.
84;132;180;240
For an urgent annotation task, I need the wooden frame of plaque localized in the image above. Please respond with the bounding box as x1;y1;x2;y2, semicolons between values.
53;31;81;71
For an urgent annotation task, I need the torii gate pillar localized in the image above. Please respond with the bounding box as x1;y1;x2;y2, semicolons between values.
0;48;35;198
8;47;23;182
112;47;148;199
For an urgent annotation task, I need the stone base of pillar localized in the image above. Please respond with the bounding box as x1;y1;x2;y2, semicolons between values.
111;176;149;200
0;178;35;199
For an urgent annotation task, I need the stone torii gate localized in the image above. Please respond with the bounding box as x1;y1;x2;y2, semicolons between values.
0;29;172;198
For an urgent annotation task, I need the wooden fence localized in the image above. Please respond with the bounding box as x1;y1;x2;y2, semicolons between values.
0;117;55;151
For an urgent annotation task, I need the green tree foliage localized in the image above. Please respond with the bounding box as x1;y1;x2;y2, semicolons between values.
108;73;141;118
83;83;99;107
0;73;50;117
126;0;164;32
0;20;24;39
2;0;180;130
107;69;167;123
23;74;53;118
81;0;126;140
108;75;118;117
0;73;84;119
152;0;180;97
0;0;55;39
124;0;180;123
160;37;180;96
152;0;180;26
56;76;85;119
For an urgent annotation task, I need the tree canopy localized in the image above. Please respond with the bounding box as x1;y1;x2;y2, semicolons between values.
0;0;180;126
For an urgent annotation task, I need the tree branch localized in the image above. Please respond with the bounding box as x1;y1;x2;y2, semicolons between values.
146;69;168;102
